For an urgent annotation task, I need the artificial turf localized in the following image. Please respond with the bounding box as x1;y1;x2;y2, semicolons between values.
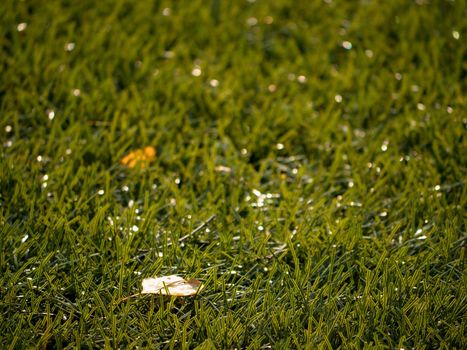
0;0;466;348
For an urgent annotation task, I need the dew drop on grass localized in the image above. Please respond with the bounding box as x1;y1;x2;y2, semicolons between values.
162;8;171;16
452;30;460;40
5;125;12;133
47;109;55;120
132;225;139;232
163;50;174;59
72;89;81;96
191;67;202;77
97;189;104;195
335;94;343;103
268;84;277;92
400;155;411;162
252;189;261;197
209;79;219;87
107;217;114;226
17;23;27;32
381;141;388;152
122;185;129;192
246;17;258;26
64;42;75;51
342;41;352;50
297;75;307;83
215;165;232;173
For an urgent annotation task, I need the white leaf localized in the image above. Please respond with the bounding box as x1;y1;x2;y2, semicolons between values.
141;275;203;296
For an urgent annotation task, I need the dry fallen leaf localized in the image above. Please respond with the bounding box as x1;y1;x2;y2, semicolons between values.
141;275;203;296
120;146;156;168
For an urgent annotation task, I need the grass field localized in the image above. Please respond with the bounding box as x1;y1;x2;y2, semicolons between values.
1;0;466;348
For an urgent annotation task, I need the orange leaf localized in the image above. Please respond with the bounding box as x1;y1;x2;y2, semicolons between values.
120;146;156;169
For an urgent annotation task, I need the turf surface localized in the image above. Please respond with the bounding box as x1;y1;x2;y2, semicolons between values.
1;0;466;348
